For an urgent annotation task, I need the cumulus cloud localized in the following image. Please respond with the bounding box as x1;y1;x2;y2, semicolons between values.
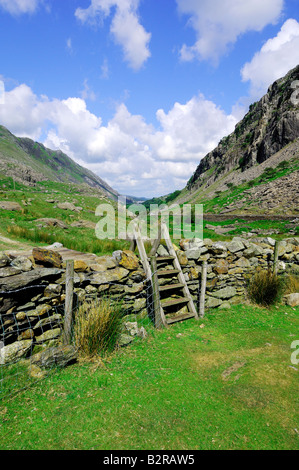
176;0;284;63
75;0;151;70
0;0;41;15
0;82;237;197
241;19;299;99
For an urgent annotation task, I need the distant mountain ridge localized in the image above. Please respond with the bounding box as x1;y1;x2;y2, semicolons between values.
186;65;299;195
0;125;119;200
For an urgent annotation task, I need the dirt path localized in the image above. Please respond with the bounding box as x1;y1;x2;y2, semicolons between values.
0;234;99;263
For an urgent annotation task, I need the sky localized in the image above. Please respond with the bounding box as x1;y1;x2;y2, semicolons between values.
0;0;298;198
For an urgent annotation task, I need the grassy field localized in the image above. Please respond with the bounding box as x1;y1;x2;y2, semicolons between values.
0;303;298;450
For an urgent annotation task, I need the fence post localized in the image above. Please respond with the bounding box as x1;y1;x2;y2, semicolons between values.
199;261;207;317
273;241;280;275
63;259;74;345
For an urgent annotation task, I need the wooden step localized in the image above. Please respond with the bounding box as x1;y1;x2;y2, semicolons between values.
159;283;184;292
156;256;175;262
161;297;190;308
166;312;196;325
157;269;180;277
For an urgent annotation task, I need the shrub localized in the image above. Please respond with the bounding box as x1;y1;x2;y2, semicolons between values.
74;298;123;358
247;269;283;307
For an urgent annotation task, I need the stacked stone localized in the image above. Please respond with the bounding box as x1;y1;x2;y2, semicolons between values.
0;237;298;363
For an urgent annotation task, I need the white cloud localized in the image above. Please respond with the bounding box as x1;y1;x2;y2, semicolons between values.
0;82;237;197
0;0;41;15
75;0;151;70
241;19;299;99
176;0;284;63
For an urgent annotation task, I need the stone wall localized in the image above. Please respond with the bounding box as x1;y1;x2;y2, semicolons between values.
0;236;298;363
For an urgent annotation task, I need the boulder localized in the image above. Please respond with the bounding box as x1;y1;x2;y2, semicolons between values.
118;250;140;271
90;256;117;271
31;345;78;369
285;293;299;307
90;267;129;285
35;218;68;229
32;247;63;268
0;266;22;277
0;252;9;268
227;238;245;253
11;256;32;272
44;283;62;298
0;340;33;365
214;259;229;274
0;201;22;211
209;286;237;300
57;202;82;212
0;268;63;292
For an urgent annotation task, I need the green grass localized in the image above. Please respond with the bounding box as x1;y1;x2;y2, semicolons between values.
0;304;298;450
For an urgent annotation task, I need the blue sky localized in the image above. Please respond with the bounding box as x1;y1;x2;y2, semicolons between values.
0;0;299;198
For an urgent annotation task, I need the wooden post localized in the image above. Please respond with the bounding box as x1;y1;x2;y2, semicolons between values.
150;219;162;257
199;261;207;317
63;259;74;345
150;255;165;329
273;241;280;275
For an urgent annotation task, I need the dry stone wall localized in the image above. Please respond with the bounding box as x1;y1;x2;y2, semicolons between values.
0;236;298;363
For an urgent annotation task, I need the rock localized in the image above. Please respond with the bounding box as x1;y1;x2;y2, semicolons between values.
31;345;78;369
44;284;62;298
90;267;129;285
73;260;89;272
285;293;299;307
35;218;68;229
180;238;204;251
0;266;22;277
0;252;9;268
133;298;146;312
235;257;251;268
17;329;34;341
176;250;188;266
32;247;63;268
11;256;32;272
119;334;134;347
57;202;82;212
70;220;96;229
210;242;227;255
214;259;229;274
157;245;169;256
227;238;245;253
0;201;22;211
33;314;63;330
90;256;117;271
210;286;237;300
243;243;264;258
219;301;231;309
263;237;276;247
0;340;33;365
119;250;140;271
205;296;223;308
34;328;61;344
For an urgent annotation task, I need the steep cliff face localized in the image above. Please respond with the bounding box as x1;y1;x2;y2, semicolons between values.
187;65;299;192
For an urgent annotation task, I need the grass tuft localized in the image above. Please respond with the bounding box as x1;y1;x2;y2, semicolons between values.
74;298;123;358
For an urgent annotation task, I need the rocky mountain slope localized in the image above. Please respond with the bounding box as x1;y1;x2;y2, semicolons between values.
0;125;119;200
180;65;299;211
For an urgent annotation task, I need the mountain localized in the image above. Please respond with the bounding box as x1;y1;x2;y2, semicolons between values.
175;65;299;215
0;125;119;200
